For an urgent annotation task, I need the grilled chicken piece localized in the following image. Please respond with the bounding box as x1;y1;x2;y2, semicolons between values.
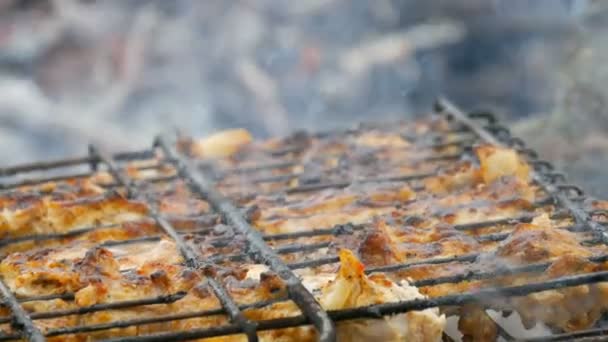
0;195;148;239
246;250;446;342
188;129;253;159
318;250;445;342
0;238;185;298
0;178;108;210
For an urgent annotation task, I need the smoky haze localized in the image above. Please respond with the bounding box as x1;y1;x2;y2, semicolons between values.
0;0;606;196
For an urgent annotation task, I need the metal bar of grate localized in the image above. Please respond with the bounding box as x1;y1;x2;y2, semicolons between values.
229;210;570;272
210;241;332;264
216;161;297;178
155;136;337;342
453;213;537;231
41;297;287;339
366;253;479;274
0;172;177;193
228;155;476;197
0;149;155;177
101;174;179;189
288;256;340;270
88;145;260;342
0;169;176;195
16;292;75;303
99;235;161;247
0;214;220;250
0;277;44;341
0;292;187;324
288;251;608;290
282;172;435;194
0;222;121;248
329;269;608;322
0;128;461;197
260;223;365;241
0;172;92;190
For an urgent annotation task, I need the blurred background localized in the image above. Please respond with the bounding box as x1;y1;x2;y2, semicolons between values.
0;0;607;196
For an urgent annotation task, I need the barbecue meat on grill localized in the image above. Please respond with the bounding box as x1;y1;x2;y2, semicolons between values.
1;119;608;342
0;238;189;299
189;129;253;159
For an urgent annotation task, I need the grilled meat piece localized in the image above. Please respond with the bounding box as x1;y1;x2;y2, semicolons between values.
318;250;445;342
0;195;148;239
0;238;185;298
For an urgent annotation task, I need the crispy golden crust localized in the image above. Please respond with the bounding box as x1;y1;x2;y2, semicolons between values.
0;195;148;239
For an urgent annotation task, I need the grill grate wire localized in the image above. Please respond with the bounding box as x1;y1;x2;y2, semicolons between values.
0;98;605;341
87;145;261;342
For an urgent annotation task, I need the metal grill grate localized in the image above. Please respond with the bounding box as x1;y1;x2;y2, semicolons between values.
0;98;606;341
